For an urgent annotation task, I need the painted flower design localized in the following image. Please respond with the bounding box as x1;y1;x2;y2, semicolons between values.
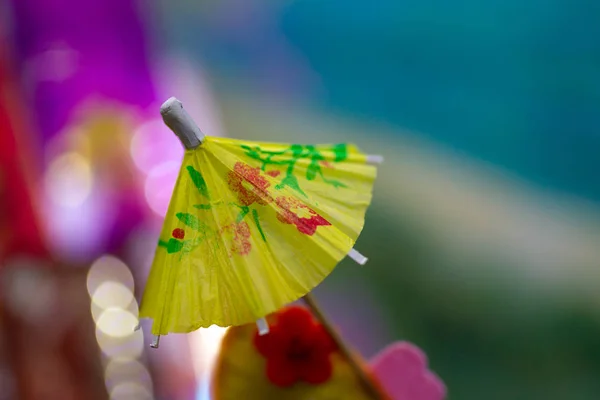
172;228;185;239
221;221;252;256
275;197;330;235
228;162;272;206
253;306;336;387
158;228;187;253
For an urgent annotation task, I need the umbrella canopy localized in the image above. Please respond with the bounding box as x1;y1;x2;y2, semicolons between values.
139;99;380;341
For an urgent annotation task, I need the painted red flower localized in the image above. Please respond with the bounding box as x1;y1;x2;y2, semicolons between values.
172;228;185;239
253;306;336;387
275;197;331;236
266;170;281;177
221;221;252;256
228;162;272;206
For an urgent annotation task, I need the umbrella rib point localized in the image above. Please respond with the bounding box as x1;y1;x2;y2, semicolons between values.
150;335;160;348
348;248;368;265
256;318;270;335
366;154;384;164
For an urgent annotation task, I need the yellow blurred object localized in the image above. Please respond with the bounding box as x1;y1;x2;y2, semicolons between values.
212;308;389;400
46;103;139;191
139;137;376;334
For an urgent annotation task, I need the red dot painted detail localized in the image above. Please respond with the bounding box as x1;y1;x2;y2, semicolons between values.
172;228;185;239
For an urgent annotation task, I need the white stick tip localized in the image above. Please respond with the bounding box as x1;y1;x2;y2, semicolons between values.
256;318;270;335
348;248;368;265
160;96;182;115
150;335;160;349
159;96;204;149
366;154;384;164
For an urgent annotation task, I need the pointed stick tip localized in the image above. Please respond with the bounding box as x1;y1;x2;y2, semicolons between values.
160;97;182;116
256;318;270;336
159;96;204;149
150;335;160;349
366;154;384;165
348;248;368;265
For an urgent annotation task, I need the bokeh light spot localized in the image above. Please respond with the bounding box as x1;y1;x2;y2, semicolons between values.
104;359;152;393
45;152;93;208
96;308;139;338
92;281;134;310
87;255;134;296
130;118;183;174
189;325;228;377
110;382;153;400
95;328;144;360
144;161;180;216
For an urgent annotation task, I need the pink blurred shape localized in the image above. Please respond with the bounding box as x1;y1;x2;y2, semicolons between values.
370;342;446;400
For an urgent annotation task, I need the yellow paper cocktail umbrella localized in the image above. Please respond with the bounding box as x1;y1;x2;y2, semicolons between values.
139;98;381;347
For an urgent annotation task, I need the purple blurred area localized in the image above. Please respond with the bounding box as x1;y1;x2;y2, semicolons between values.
2;1;204;399
10;0;157;141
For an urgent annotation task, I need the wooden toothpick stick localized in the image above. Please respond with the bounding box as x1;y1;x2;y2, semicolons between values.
302;293;385;400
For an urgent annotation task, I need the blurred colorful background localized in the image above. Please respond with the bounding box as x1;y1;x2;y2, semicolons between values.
1;1;600;399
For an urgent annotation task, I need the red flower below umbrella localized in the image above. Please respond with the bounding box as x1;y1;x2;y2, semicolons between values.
228;162;272;206
275;196;331;236
253;306;336;387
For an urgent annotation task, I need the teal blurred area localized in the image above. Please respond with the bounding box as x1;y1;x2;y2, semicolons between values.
164;0;600;200
206;89;600;399
157;2;600;399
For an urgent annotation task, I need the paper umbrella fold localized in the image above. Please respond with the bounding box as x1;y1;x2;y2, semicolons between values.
138;98;382;346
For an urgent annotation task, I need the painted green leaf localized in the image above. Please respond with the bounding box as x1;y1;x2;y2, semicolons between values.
241;144;261;159
252;209;266;242
186;165;210;200
182;237;204;252
275;174;306;197
236;206;250;222
324;178;347;188
306;163;320;181
158;238;184;254
176;212;207;232
290;144;304;156
332;143;348;162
